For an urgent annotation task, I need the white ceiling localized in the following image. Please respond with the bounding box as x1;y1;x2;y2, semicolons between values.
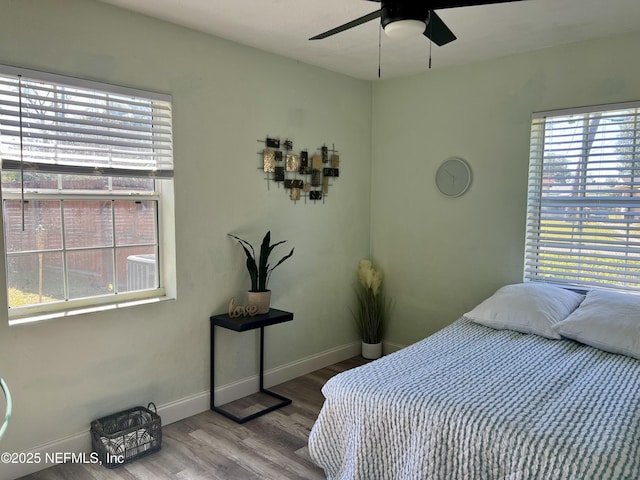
97;0;640;80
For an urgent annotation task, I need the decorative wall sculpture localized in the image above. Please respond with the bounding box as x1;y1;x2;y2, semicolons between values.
258;136;340;204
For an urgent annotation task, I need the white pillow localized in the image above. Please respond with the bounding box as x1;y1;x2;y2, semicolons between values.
553;289;640;359
465;283;584;339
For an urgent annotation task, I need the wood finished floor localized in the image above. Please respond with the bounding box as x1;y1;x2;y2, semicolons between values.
19;356;368;480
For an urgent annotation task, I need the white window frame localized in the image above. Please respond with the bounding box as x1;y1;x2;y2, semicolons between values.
0;65;176;323
524;101;640;294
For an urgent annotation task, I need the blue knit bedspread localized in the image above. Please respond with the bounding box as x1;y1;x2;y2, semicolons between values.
308;318;640;479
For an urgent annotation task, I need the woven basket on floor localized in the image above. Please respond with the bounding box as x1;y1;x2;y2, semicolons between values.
90;402;162;468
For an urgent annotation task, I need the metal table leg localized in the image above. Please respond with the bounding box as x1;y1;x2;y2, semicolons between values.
211;325;292;424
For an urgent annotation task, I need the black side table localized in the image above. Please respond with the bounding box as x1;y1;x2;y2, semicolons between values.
210;308;294;423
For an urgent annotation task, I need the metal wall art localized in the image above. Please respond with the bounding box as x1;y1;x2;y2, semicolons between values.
258;136;340;204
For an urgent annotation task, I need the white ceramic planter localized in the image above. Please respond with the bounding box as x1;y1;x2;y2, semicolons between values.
362;341;382;359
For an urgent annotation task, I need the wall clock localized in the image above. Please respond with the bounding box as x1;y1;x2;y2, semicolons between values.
435;157;472;198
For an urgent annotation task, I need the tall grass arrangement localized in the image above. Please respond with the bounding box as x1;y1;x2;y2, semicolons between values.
352;259;391;344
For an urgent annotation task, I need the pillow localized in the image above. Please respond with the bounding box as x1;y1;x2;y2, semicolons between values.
553;289;640;359
464;283;584;339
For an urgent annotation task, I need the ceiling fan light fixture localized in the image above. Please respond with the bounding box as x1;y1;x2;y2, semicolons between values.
384;19;426;38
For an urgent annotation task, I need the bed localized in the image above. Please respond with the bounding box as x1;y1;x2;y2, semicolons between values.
308;283;640;479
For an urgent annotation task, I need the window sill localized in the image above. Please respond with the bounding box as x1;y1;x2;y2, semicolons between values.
8;295;175;326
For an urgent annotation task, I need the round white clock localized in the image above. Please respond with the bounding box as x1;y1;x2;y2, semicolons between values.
435;157;472;198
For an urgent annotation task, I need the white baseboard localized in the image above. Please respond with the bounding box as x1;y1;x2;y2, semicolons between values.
158;340;361;425
383;341;405;355
6;341;360;480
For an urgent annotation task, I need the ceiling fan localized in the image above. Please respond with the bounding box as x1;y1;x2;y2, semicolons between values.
310;1;525;47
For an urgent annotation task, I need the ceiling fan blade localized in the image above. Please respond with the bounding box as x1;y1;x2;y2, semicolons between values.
426;0;525;9
309;10;381;40
424;10;456;46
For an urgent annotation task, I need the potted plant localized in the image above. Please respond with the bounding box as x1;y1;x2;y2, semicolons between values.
351;259;391;359
228;231;294;313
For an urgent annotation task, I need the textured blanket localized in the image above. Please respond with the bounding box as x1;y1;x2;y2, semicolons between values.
309;318;640;479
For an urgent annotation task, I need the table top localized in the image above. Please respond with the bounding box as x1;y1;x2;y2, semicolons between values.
210;308;294;332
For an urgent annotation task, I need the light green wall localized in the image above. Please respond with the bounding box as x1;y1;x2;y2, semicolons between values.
2;0;640;461
0;0;372;454
371;31;640;345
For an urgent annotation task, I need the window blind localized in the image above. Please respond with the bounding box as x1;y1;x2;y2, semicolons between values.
525;101;640;293
0;65;173;179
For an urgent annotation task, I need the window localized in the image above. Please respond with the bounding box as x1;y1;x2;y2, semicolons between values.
0;65;174;320
525;101;640;293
